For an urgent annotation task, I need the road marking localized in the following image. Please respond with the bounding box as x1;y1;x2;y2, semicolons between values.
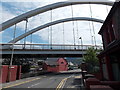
56;75;74;89
56;79;65;90
43;76;47;77
67;86;74;88
56;78;68;90
67;86;70;88
3;78;41;88
28;82;41;88
70;86;75;88
61;78;67;89
74;75;82;78
49;77;53;79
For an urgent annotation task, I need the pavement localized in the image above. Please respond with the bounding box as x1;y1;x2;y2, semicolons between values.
1;69;85;90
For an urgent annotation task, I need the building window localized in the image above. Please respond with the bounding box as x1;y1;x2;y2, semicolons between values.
105;27;111;45
109;20;116;41
61;62;64;64
103;19;116;47
102;31;107;48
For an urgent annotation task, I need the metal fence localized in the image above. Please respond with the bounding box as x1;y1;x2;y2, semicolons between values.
1;43;103;50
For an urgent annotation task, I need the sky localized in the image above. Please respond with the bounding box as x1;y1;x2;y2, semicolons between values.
0;0;115;46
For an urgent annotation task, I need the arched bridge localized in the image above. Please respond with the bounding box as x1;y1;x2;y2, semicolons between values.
1;0;114;59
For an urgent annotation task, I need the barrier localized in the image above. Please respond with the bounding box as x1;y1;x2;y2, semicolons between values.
0;65;9;83
16;65;22;80
7;65;17;82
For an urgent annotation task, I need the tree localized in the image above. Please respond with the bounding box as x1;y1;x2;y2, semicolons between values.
83;47;99;73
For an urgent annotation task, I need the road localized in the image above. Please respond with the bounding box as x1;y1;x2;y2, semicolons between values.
2;69;84;89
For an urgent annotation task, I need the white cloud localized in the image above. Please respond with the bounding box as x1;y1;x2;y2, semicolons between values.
1;0;113;46
0;31;4;43
0;8;16;23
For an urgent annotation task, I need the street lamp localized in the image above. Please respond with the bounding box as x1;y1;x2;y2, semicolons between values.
79;37;83;57
91;36;94;46
92;35;97;49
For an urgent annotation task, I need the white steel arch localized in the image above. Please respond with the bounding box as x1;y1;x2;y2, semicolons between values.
9;17;104;43
1;0;113;31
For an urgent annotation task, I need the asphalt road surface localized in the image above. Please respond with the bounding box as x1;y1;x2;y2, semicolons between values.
2;69;84;89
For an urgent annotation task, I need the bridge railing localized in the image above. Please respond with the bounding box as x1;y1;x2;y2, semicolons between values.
0;43;103;50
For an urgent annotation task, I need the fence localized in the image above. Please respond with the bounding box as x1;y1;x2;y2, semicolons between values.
1;43;103;50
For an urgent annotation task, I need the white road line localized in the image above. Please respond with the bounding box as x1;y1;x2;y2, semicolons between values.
43;76;47;77
74;75;82;78
68;74;74;78
67;86;70;88
71;86;75;88
49;77;53;79
28;82;41;88
67;85;74;88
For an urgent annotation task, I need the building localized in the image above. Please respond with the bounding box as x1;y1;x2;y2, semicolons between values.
43;58;68;72
68;62;75;70
98;2;120;81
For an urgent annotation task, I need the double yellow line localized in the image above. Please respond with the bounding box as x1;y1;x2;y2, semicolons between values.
2;78;41;88
56;78;68;90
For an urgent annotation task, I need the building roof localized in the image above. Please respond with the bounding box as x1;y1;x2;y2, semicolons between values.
44;61;58;65
46;57;67;62
46;58;59;62
45;58;67;65
98;2;120;34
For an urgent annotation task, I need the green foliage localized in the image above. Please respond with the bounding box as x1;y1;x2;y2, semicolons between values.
83;47;99;73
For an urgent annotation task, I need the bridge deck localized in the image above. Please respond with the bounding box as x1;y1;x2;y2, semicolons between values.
1;44;102;58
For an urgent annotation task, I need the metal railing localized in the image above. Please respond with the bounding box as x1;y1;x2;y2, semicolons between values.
0;43;103;50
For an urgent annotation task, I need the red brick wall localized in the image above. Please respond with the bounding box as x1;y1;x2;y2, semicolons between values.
43;58;68;72
47;66;59;72
57;58;68;71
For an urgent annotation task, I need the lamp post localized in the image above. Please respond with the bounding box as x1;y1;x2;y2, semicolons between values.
92;36;94;46
9;24;16;82
79;37;83;57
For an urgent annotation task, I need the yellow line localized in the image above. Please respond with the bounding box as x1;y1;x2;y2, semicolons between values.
56;79;64;90
56;78;67;90
3;78;41;88
56;75;81;90
58;79;65;88
56;79;64;89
